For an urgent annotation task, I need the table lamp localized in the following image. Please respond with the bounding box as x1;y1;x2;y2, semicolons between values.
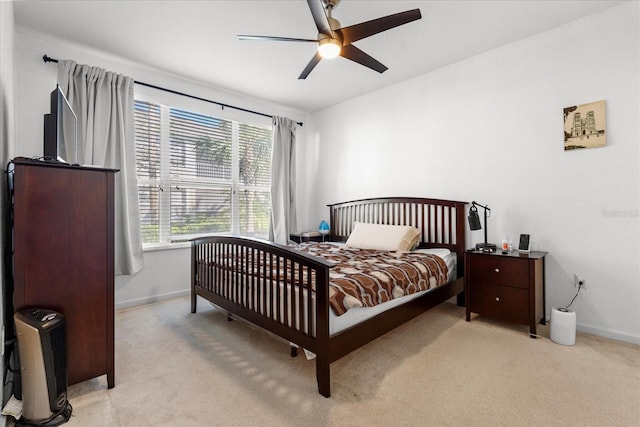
468;201;496;252
318;220;330;242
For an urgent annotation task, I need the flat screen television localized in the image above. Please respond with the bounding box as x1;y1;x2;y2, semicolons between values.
43;85;78;164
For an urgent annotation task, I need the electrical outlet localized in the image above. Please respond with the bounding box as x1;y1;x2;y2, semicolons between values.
574;274;586;289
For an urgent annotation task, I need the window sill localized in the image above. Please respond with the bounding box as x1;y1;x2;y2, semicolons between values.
143;241;191;252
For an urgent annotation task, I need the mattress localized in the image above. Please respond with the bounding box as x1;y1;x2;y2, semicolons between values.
329;248;456;335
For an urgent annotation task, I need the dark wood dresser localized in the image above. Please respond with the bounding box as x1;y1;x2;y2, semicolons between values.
464;249;547;337
11;158;117;387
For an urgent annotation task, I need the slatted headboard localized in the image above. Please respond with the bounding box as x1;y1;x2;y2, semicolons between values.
328;197;468;277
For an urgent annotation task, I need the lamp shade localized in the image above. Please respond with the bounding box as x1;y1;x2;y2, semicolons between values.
468;205;482;230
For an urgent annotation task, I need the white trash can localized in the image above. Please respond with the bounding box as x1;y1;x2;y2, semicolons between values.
550;306;576;345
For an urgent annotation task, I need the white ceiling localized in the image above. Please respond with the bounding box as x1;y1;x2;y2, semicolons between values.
14;0;626;113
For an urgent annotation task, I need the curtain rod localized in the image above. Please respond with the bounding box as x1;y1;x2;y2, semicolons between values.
42;55;303;126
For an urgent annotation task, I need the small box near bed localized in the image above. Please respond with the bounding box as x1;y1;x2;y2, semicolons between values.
191;197;467;397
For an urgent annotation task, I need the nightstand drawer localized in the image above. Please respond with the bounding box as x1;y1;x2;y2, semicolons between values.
469;283;529;324
470;256;529;289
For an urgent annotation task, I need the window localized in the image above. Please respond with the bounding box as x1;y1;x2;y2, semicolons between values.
134;99;272;247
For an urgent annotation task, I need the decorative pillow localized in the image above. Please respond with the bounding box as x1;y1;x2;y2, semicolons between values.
345;222;421;251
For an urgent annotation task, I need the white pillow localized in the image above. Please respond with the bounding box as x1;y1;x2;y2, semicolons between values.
345;222;421;251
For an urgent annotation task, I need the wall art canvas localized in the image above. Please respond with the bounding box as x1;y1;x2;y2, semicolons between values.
563;100;606;151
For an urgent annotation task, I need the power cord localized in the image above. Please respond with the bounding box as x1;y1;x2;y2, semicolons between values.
14;401;73;427
565;282;583;310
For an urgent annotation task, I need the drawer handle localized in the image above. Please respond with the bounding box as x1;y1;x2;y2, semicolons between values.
494;268;500;273
495;297;500;302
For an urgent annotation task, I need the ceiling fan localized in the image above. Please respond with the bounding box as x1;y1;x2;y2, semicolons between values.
238;0;422;79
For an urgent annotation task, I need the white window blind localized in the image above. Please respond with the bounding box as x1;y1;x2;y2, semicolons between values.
134;100;272;246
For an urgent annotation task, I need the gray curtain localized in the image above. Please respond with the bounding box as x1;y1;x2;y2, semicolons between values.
269;116;297;245
58;60;144;275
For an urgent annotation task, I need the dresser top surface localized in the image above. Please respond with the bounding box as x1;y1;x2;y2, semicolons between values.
12;157;119;173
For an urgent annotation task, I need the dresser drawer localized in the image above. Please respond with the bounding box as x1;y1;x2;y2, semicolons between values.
469;283;529;324
469;255;529;289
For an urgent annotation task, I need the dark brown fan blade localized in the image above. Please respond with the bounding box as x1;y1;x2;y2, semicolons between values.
238;35;318;43
298;52;323;79
306;0;332;36
340;44;387;73
338;9;421;45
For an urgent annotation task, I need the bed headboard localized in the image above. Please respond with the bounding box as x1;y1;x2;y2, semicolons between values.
328;197;468;276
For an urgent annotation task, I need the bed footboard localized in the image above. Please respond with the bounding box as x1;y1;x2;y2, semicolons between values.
191;235;334;395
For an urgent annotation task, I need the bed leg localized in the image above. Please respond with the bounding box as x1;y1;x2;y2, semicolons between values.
316;356;331;398
227;313;233;322
457;291;466;307
191;292;197;313
290;346;298;358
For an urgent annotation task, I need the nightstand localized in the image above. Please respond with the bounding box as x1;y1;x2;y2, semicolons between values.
464;249;547;338
290;232;325;243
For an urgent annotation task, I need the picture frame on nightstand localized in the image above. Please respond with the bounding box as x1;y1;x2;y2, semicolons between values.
518;234;530;252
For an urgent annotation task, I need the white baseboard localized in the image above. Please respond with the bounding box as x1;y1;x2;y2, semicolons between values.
576;324;640;345
544;315;639;345
115;289;190;310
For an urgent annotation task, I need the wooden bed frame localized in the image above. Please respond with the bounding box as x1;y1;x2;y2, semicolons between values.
191;197;467;397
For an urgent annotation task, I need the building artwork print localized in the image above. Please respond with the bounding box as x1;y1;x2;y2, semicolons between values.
563;100;606;150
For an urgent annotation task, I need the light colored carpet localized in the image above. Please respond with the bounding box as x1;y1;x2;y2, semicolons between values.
46;297;640;426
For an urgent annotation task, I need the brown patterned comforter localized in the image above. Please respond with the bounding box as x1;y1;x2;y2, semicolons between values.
297;243;449;316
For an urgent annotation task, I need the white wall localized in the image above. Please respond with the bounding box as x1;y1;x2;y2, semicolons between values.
298;2;640;343
13;29;307;309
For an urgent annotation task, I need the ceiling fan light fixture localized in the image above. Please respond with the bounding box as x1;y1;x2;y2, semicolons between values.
238;1;422;79
318;38;341;59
